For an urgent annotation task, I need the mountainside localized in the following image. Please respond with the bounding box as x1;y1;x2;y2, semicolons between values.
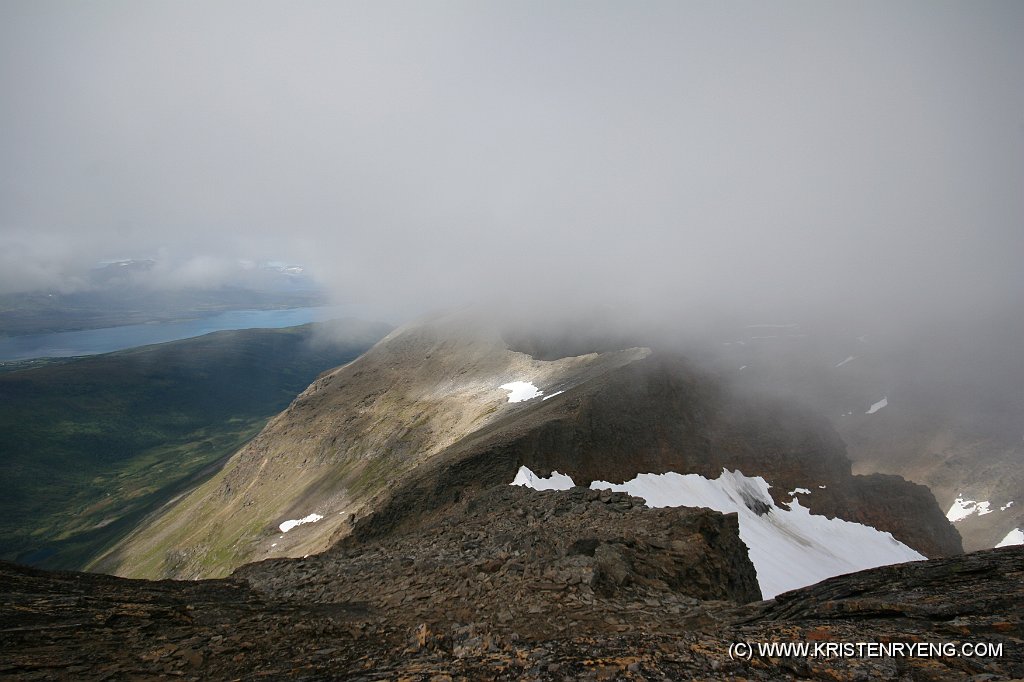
0;319;389;570
92;313;651;579
98;311;960;581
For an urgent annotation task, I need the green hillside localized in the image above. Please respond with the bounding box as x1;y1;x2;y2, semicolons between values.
0;319;389;570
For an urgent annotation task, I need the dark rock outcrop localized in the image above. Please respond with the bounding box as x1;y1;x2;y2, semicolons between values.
740;543;1024;629
1;481;1019;681
239;484;763;618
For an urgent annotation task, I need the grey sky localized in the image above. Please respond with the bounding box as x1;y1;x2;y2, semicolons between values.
1;1;1022;325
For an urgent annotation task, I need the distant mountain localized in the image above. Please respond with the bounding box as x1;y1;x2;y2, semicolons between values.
87;258;158;284
95;309;959;586
705;310;1024;552
0;287;331;337
0;318;391;569
0;258;328;337
87;258;315;291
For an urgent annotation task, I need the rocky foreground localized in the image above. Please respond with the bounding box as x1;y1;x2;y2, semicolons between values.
2;485;1022;681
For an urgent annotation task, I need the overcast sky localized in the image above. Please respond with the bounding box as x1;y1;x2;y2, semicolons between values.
1;1;1022;326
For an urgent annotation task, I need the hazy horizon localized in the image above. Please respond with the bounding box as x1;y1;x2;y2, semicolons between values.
2;1;1022;333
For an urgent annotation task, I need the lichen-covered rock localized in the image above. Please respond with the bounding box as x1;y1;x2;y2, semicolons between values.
238;483;763;616
2;507;1020;681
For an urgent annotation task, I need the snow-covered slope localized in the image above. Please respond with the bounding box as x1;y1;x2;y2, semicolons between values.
511;466;924;599
996;528;1023;547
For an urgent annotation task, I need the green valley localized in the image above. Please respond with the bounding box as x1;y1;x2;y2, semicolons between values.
0;319;389;570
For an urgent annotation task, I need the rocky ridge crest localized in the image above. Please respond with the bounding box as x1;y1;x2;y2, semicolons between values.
1;481;1019;680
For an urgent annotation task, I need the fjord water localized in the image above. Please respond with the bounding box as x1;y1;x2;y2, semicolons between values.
0;306;346;361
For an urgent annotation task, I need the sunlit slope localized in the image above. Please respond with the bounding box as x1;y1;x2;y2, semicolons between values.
94;311;650;579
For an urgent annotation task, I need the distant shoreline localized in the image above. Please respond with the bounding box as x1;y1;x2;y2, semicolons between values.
0;305;352;362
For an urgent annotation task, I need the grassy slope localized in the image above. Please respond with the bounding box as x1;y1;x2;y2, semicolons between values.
0;319;389;570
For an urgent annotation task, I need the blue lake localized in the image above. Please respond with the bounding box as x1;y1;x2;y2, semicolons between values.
0;306;356;362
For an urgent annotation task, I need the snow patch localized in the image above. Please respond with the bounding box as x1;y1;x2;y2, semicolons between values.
501;381;543;403
542;390;565;401
789;487;812;496
834;356;855;368
995;528;1023;548
865;397;888;415
589;470;924;599
947;496;993;523
279;513;324;533
1000;501;1014;511
739;365;748;371
511;465;575;491
947;497;974;522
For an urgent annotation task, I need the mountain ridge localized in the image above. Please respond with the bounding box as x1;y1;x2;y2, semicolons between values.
96;311;960;581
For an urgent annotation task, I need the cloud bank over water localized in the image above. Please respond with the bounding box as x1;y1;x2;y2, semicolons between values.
1;1;1022;328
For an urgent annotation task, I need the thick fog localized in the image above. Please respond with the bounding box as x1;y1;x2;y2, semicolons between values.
2;1;1022;330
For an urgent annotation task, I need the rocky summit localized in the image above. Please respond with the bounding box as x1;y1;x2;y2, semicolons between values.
1;482;1021;680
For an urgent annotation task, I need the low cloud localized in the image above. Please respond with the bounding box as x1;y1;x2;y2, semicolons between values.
1;1;1021;332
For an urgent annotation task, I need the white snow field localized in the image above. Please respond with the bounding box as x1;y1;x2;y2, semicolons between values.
512;466;924;599
995;528;1023;547
500;381;543;402
279;513;324;533
946;496;993;522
